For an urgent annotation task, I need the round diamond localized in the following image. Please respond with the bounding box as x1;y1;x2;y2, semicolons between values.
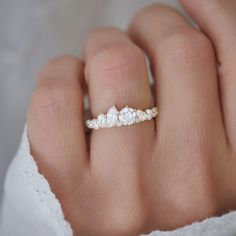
86;120;91;128
119;107;136;125
136;110;147;122
91;119;99;129
152;107;158;116
146;109;153;120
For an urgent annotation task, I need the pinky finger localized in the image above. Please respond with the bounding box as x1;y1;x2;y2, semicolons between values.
27;55;88;200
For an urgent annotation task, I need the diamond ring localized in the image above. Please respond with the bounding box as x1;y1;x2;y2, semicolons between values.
86;105;158;129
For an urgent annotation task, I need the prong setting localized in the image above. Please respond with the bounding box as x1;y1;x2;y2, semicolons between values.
86;105;158;129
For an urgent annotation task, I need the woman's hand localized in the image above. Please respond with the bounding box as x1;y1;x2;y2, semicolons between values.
27;1;236;235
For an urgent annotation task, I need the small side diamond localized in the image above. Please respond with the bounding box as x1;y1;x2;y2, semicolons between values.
86;120;91;128
146;109;153;120
107;105;118;127
116;120;123;127
97;114;107;128
91;119;99;129
136;110;147;122
119;106;136;125
152;107;158;116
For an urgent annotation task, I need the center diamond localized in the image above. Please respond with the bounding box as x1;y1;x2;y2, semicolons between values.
119;106;136;125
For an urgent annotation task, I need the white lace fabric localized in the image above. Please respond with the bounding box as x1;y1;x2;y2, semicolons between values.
0;127;73;236
1;127;236;236
21;127;73;236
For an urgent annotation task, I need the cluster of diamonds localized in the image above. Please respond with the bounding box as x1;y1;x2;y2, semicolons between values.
86;105;158;129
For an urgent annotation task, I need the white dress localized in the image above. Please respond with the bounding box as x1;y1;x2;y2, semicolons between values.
0;1;236;235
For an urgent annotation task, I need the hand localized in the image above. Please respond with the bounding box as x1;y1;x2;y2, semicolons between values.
27;1;236;235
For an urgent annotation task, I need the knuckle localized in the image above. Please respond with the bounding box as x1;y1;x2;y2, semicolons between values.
96;44;143;70
102;191;147;235
161;143;218;224
161;30;213;62
158;161;218;228
75;174;148;235
30;55;82;115
30;78;76;114
86;44;145;87
40;55;82;78
167;189;217;227
105;210;145;235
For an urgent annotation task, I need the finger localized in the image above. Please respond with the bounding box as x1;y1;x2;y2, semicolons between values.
180;0;236;149
129;4;225;147
27;56;88;200
84;27;154;183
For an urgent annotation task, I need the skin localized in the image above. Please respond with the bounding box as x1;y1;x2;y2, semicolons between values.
27;1;236;235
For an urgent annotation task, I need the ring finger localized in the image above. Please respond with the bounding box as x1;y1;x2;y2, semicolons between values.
84;27;154;183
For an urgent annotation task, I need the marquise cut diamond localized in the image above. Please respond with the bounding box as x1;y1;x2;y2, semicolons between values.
97;114;107;128
107;105;118;127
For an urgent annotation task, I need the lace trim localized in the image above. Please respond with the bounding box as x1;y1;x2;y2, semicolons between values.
142;210;236;236
20;126;73;236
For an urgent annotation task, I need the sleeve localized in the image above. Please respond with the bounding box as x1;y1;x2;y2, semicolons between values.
1;127;236;236
0;126;72;236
